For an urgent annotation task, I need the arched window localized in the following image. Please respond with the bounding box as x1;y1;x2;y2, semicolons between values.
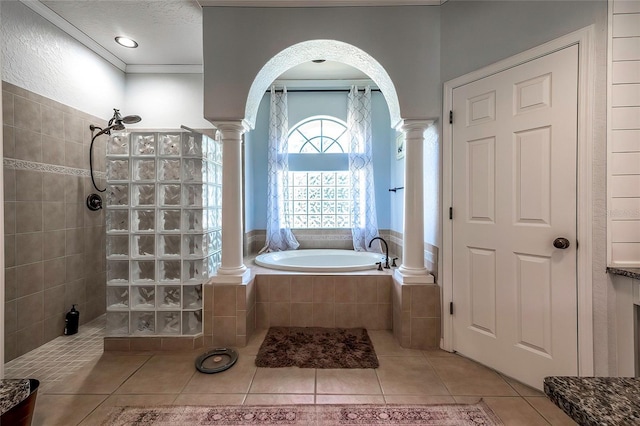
285;116;352;228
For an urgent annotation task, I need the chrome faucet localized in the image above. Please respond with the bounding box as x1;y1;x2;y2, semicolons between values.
369;237;390;269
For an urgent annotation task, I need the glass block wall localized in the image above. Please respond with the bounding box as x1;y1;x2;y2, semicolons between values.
105;129;222;336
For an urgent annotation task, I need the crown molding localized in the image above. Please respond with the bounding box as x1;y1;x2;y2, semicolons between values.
198;0;440;6
20;0;127;72
125;64;204;74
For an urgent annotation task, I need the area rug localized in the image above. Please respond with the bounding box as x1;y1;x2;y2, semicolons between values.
255;327;379;368
103;403;503;425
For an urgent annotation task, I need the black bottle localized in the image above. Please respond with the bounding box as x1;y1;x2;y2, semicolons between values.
64;305;79;335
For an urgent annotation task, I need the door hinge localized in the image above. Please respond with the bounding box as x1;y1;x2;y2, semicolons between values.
449;207;453;220
449;302;454;315
449;110;453;124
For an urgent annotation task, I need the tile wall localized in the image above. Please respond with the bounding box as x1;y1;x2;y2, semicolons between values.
3;81;108;361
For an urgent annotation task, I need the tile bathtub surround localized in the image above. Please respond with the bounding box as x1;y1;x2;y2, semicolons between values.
254;274;392;330
3;81;108;362
392;280;441;349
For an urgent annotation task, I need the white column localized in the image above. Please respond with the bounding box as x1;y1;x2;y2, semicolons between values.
213;121;250;284
395;119;435;284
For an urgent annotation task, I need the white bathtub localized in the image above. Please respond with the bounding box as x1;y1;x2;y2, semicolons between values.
254;249;385;272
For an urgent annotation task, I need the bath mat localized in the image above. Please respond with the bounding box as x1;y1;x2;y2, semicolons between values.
255;327;379;368
103;402;503;425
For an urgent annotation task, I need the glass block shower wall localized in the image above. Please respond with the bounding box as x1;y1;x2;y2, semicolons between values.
104;130;222;337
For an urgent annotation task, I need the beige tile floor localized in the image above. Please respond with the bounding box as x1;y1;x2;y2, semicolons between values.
29;329;577;426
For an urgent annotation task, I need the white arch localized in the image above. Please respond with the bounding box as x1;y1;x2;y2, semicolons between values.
244;39;402;129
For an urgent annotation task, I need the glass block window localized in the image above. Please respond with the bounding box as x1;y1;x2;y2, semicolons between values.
285;116;351;228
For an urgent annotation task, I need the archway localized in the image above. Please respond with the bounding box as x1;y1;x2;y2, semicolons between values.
214;39;432;286
243;40;402;129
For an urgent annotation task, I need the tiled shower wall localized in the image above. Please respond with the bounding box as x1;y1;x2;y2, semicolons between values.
3;81;108;361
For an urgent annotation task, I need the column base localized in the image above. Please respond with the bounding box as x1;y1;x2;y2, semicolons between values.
394;268;435;284
211;268;252;285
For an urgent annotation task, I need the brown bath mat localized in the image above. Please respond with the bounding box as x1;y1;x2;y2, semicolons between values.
255;327;379;368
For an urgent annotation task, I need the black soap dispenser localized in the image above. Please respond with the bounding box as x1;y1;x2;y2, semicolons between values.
64;305;79;335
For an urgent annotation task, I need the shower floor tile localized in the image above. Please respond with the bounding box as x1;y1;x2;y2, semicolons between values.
4;315;105;385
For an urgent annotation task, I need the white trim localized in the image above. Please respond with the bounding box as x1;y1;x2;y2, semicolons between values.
198;0;439;6
125;65;204;74
442;26;596;377
606;1;613;266
20;0;127;72
0;0;4;377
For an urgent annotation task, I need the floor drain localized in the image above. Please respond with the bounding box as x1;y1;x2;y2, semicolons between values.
195;348;238;374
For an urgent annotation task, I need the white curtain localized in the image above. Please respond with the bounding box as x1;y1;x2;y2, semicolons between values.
260;86;299;253
348;86;381;253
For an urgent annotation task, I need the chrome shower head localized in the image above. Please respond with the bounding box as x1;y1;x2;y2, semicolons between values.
122;114;142;124
107;109;141;132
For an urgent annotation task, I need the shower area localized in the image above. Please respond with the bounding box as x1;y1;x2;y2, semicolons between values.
102;126;222;338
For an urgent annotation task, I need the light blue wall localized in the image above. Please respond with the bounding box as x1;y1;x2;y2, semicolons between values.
389;130;404;235
245;91;393;231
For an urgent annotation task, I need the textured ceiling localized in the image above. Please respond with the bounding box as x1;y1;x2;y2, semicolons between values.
32;0;433;80
41;0;203;65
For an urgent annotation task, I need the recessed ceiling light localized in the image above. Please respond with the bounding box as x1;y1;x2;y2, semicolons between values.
312;59;326;64
115;36;138;48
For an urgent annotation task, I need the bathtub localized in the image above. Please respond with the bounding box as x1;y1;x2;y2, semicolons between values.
254;249;384;272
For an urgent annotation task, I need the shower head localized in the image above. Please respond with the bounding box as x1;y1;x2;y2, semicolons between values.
88;108;142;194
107;109;140;132
122;114;142;124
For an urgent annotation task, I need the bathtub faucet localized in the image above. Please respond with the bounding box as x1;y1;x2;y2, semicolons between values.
369;237;390;269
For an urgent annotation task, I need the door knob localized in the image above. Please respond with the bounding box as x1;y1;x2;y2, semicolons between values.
553;237;570;249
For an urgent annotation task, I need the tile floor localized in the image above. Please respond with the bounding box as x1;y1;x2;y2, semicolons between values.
10;324;577;425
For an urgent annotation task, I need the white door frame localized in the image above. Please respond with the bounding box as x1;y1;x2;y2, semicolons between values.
441;26;596;377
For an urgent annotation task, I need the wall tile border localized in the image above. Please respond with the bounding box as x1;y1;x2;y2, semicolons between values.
3;158;105;178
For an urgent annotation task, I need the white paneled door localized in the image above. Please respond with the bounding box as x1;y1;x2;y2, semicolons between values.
451;45;579;389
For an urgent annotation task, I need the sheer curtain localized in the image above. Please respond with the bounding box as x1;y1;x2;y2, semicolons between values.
260;86;299;253
348;86;381;253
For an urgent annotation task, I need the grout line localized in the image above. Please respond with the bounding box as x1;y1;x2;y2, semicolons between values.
75;394;110;426
521;395;554;426
314;368;318;401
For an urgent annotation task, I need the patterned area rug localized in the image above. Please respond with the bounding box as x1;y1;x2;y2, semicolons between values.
255;327;379;368
103;403;503;425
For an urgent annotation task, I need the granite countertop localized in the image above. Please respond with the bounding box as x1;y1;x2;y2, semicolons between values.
607;267;640;280
544;376;640;425
0;379;31;415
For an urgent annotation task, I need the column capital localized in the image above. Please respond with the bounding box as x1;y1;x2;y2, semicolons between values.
213;120;251;136
395;119;435;133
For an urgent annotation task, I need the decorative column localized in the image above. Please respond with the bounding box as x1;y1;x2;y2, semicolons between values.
395;119;434;284
213;121;250;284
